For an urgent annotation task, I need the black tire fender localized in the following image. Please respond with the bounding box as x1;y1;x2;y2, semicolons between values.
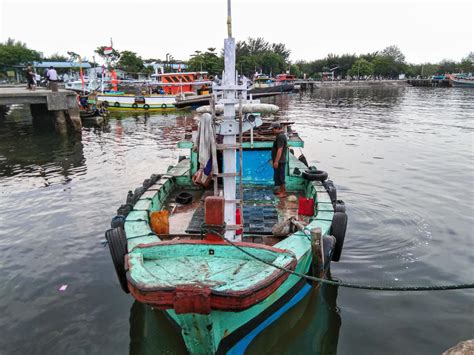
334;200;346;213
331;212;348;262
111;215;126;229
131;103;138;109
302;169;328;182
161;104;167;109
105;227;129;293
143;104;150;110
175;192;193;205
114;102;120;108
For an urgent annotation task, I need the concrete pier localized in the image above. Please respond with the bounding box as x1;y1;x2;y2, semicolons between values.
0;87;81;134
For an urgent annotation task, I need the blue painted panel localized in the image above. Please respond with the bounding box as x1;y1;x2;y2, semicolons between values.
227;283;312;354
239;150;273;183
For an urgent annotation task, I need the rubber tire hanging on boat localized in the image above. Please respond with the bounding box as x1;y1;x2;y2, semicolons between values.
323;180;337;203
111;215;126;229
132;103;138;109
331;211;348;262
105;227;130;293
114;102;120;108
334;200;346;213
175;192;193;205
149;174;161;185
161;104;167;109
302;169;328;182
143;104;150;110
117;203;133;217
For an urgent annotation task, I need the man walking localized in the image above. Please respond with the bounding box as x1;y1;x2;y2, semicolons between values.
271;122;288;197
46;66;59;92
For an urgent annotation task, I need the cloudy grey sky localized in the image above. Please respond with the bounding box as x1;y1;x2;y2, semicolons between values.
1;0;472;64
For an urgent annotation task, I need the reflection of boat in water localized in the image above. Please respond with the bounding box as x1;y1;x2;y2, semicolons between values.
128;282;341;354
105;2;348;353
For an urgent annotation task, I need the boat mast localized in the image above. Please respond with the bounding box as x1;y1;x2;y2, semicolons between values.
221;0;237;241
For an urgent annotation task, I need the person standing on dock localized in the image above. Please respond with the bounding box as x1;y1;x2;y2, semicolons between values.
271;122;288;197
25;66;36;91
46;66;59;92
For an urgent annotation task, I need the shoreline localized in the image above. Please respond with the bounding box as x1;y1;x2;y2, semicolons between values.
313;80;408;89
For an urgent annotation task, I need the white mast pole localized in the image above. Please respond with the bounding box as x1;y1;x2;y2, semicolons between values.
222;0;237;241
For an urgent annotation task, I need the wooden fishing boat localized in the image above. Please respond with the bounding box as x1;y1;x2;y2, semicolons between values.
450;77;474;88
105;3;348;353
105;118;348;353
95;72;212;111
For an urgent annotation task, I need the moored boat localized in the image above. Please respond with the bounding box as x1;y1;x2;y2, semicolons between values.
450;76;474;88
104;3;348;353
276;73;300;91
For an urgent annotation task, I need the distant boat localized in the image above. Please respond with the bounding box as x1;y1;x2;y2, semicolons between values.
276;73;300;90
450;76;474;88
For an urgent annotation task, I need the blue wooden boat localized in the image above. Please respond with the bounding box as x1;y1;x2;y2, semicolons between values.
105;3;348;353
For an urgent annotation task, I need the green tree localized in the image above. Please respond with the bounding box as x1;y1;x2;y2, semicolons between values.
459;52;474;73
347;58;374;77
289;64;301;77
372;55;392;77
117;50;144;73
0;38;41;66
187;48;223;75
44;53;68;62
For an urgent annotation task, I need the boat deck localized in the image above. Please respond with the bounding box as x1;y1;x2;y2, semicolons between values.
164;186;305;245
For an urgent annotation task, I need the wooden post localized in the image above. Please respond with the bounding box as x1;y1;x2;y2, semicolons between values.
310;227;324;279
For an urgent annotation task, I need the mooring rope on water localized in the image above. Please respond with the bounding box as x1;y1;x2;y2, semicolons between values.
201;225;474;292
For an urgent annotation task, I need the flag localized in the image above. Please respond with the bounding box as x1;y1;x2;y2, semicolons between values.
104;47;113;55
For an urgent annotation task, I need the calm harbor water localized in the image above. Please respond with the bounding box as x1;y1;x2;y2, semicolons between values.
0;86;473;354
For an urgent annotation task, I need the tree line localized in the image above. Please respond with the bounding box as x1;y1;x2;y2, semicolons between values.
1;37;473;80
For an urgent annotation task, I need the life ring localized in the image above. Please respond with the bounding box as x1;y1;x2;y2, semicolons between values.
302;169;328;182
105;227;129;293
143;104;150;110
114;102;120;107
102;101;109;108
175;192;193;205
161;104;167;109
131;103;138;109
331;212;348;262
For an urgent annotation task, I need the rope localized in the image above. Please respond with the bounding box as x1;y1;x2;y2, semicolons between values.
201;225;474;292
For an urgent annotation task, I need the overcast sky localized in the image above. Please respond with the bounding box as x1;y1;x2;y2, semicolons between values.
1;0;472;64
